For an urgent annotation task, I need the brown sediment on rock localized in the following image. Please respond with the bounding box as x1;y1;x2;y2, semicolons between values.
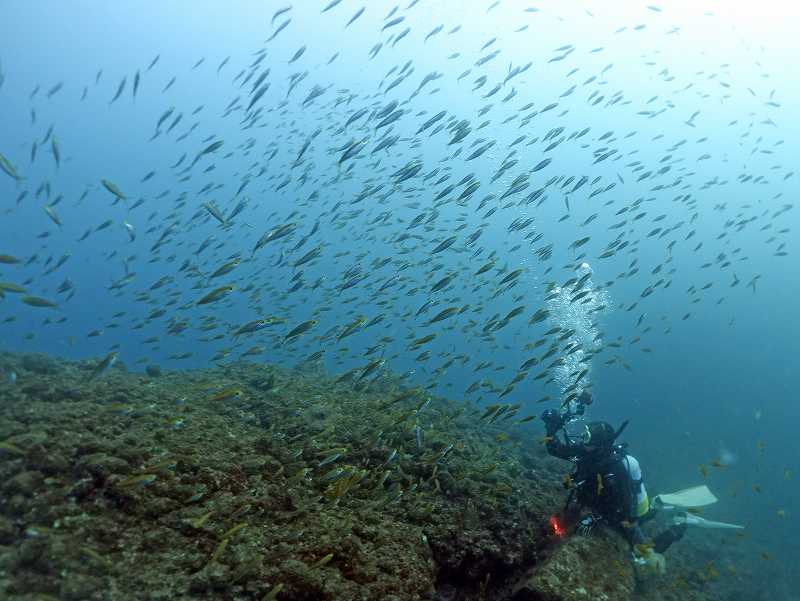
0;351;785;600
511;532;634;600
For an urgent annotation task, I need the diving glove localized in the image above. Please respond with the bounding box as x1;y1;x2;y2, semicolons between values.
541;409;564;435
577;515;599;536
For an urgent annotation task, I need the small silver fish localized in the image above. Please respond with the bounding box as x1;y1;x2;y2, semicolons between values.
414;423;423;450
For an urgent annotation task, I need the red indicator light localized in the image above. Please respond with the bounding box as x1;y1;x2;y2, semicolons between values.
549;515;565;537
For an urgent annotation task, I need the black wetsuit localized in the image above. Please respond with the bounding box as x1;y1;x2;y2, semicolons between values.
546;428;686;553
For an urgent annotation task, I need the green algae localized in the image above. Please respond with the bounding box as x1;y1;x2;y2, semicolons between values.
0;351;782;600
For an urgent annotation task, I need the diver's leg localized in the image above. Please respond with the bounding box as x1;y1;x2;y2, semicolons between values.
652;522;688;553
626;522;646;546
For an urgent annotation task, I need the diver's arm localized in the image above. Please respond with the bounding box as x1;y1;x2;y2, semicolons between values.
541;409;582;459
546;428;583;459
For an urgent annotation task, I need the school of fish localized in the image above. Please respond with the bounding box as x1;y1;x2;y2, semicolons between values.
0;1;795;411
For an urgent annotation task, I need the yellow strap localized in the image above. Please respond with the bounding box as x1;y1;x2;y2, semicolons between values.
636;494;650;517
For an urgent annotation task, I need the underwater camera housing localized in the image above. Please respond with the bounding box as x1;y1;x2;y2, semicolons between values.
560;389;593;427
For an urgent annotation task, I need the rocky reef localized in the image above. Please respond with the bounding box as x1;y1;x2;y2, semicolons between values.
0;352;786;600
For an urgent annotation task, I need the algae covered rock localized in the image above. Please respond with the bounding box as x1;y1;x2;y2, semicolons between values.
58;572;104;601
0;514;16;544
13;537;54;574
76;452;131;480
25;443;70;474
145;364;163;377
4;470;44;497
511;530;634;601
0;352;762;601
20;353;63;375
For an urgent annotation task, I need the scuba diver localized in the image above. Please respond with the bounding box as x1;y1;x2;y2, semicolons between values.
540;390;688;567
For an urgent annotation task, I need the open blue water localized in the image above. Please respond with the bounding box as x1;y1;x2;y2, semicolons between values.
1;0;798;588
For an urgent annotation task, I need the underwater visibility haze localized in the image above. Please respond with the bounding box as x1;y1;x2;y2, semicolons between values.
1;1;799;600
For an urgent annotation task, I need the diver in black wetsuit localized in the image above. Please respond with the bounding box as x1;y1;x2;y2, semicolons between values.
541;391;687;558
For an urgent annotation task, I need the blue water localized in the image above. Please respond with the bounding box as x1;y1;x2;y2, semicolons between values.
2;0;799;582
